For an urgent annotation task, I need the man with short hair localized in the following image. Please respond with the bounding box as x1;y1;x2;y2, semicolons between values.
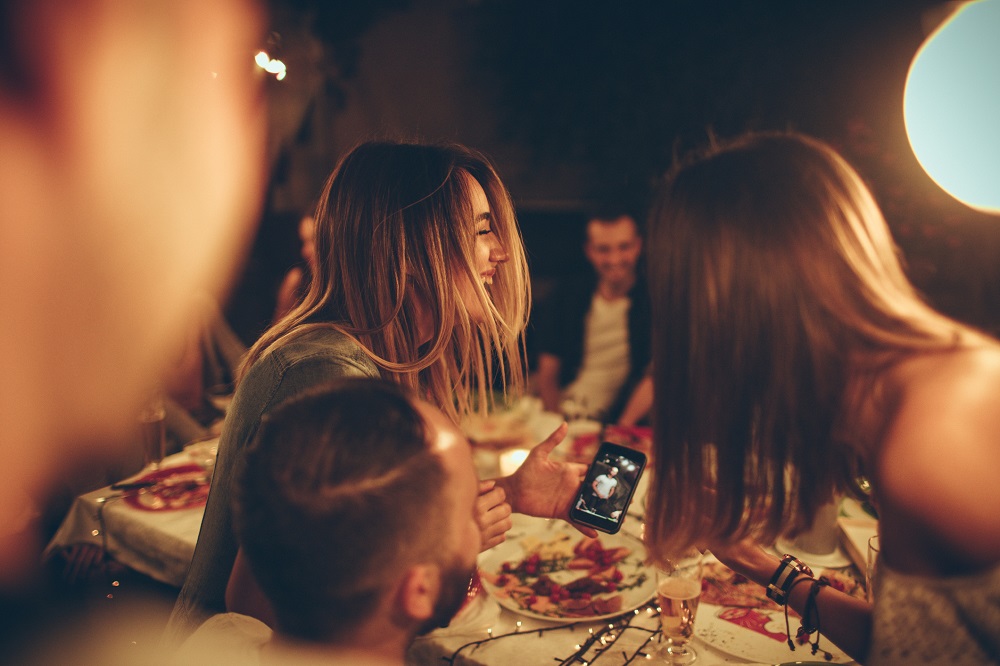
535;210;651;423
176;378;484;665
592;466;619;502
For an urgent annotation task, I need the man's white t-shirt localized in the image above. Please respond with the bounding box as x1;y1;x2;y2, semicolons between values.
592;473;618;499
563;294;631;419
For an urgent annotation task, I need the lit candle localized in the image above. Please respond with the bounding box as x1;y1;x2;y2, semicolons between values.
498;448;530;476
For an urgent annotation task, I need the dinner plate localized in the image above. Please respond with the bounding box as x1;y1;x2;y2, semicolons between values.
478;515;655;623
696;603;852;663
122;464;210;511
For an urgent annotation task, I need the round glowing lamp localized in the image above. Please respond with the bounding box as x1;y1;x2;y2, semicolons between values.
903;0;1000;214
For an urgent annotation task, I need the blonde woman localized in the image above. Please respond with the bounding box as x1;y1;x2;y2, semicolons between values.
645;132;1000;664
169;141;590;637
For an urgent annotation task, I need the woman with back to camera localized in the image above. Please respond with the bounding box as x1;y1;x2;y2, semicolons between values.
168;140;591;638
644;132;1000;664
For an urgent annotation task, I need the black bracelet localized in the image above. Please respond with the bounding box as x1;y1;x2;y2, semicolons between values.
799;576;833;660
782;574;816;651
766;554;814;605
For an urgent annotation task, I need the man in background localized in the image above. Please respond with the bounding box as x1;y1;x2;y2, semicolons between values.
176;378;482;665
534;208;651;424
591;465;619;514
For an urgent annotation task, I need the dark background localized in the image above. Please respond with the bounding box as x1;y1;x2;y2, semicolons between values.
226;0;1000;344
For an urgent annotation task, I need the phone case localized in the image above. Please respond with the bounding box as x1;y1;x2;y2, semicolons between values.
569;441;646;534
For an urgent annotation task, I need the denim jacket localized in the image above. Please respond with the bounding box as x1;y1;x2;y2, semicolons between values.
165;327;380;641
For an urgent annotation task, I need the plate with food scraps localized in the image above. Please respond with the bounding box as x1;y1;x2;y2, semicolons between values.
478;515;655;623
121;464;210;511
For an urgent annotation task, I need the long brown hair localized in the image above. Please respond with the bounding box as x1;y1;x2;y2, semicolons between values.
243;141;530;422
645;131;968;558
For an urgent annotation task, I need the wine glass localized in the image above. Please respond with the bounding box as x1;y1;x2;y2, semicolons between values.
655;549;704;664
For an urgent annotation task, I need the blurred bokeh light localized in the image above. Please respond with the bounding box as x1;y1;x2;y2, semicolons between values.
904;0;1000;214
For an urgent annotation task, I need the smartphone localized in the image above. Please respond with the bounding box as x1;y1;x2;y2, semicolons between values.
569;441;647;534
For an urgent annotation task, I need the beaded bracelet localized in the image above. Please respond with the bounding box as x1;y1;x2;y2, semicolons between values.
765;554;814;605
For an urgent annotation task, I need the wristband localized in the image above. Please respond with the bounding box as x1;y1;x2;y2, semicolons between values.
765;554;814;605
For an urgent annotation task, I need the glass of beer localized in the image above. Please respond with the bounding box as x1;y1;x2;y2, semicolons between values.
655;549;704;664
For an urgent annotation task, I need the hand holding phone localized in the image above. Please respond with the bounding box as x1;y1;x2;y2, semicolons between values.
569;441;646;534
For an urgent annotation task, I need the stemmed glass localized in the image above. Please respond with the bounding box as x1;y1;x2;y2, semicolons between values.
655;549;704;664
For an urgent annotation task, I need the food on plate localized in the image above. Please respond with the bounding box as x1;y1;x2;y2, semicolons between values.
122;464;210;511
701;561;779;610
701;561;866;614
481;534;647;618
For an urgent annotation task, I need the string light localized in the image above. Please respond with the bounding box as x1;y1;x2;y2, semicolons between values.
254;50;287;81
444;602;661;665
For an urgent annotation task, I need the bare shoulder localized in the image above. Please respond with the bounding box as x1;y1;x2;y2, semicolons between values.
876;344;1000;568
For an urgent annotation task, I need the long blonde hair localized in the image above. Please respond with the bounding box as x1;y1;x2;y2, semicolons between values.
645;131;970;558
243;141;530;422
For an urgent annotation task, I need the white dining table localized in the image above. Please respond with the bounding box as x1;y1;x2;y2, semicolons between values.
44;444;215;588
408;507;866;666
410;515;752;666
43;415;872;665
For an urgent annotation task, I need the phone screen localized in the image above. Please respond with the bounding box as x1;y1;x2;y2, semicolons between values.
569;441;646;534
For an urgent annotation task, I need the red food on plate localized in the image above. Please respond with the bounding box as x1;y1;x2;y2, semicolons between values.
481;534;648;619
122;464;210;511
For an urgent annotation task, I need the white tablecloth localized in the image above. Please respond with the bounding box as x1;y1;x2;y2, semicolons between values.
408;510;857;666
409;598;763;665
43;419;867;665
44;449;208;587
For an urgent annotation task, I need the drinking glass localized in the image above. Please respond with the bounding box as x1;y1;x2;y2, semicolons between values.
656;549;704;664
866;534;880;603
138;397;167;469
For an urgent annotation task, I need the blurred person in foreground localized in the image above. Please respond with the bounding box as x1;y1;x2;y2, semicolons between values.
169;140;594;640
533;207;652;424
645;131;1000;664
0;0;267;655
175;378;482;665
